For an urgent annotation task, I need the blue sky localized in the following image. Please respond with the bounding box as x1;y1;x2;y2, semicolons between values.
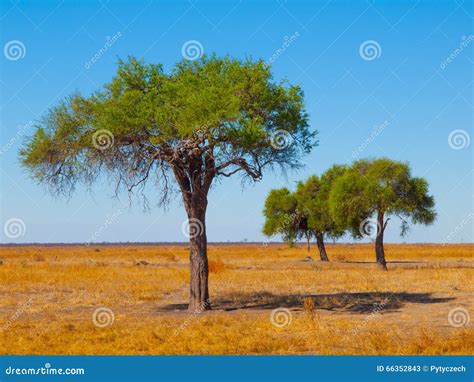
1;0;472;244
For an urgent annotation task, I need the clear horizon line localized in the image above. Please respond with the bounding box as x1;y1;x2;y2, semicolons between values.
0;241;472;246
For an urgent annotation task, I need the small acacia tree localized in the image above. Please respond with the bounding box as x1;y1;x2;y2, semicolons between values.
329;158;436;270
262;188;310;247
20;56;316;311
295;165;347;261
263;165;345;261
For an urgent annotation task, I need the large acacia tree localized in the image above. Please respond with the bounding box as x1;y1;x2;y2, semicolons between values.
329;158;436;270
20;56;316;311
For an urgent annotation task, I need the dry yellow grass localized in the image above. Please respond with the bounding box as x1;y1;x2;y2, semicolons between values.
0;243;473;355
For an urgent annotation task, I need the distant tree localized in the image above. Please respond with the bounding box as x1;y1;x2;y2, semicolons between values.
263;164;346;261
329;158;436;270
262;188;308;247
20;56;316;311
295;164;347;261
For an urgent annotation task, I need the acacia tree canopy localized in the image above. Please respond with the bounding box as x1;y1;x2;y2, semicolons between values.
329;158;436;269
20;56;315;199
20;56;317;310
262;187;304;245
262;165;346;260
295;165;347;260
297;165;347;238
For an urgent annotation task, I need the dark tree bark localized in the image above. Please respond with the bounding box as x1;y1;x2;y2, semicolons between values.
375;210;388;270
188;208;210;312
316;232;329;261
171;152;215;312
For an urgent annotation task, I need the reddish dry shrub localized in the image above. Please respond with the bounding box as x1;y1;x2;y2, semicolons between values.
33;254;46;262
208;259;226;273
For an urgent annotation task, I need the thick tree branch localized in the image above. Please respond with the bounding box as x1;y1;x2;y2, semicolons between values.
216;157;263;180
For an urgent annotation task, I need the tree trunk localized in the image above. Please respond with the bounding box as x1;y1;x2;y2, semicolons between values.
306;233;310;252
183;182;211;312
188;226;210;311
187;207;211;312
375;211;388;270
316;232;329;261
171;154;215;312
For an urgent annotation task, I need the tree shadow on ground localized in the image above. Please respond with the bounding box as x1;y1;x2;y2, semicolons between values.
334;260;429;264
157;291;453;314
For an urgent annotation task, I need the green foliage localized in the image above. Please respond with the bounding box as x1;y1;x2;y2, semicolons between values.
329;158;436;238
296;165;347;239
20;56;316;202
263;165;347;243
262;188;302;244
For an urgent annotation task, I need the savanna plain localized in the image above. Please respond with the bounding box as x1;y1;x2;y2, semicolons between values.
0;243;472;355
